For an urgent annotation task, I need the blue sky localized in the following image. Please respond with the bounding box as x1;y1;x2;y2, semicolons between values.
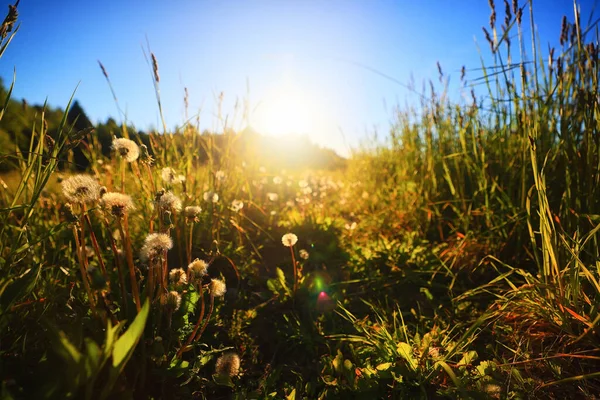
0;0;596;155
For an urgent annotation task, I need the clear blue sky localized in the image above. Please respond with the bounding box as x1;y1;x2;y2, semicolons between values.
0;0;596;155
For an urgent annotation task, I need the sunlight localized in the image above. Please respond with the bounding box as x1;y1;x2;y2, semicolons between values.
252;81;314;136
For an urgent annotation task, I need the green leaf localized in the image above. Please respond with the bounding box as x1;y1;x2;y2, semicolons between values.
112;300;149;368
376;362;392;371
0;264;41;327
396;342;417;371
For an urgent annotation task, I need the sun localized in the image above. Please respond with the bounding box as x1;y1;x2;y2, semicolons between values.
252;82;314;137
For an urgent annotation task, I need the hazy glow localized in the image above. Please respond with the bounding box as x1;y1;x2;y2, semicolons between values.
253;81;315;137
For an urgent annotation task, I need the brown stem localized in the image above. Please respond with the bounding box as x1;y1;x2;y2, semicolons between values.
103;216;128;315
72;224;96;312
186;221;194;265
84;213;108;279
176;284;205;358
118;217;141;312
194;293;214;342
290;246;297;295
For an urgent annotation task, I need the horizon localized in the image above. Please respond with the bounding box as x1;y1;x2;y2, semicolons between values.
0;0;595;156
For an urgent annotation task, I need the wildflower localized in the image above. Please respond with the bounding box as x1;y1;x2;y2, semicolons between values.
101;192;134;217
281;233;298;247
230;199;243;212
162;290;182;312
112;138;139;162
155;191;182;213
215;170;226;181
140;233;173;261
299;249;309;260
215;352;240;377
184;206;202;222
267;192;278;202
61;174;101;204
210;279;227;297
203;191;219;203
188;259;208;283
169;268;187;287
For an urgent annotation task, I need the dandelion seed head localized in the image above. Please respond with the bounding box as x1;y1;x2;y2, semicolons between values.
215;170;226;181
169;268;187;287
156;191;182;213
140;233;173;261
101;192;134;217
163;290;182;312
230;199;244;212
267;192;279;202
215;352;240;377
161;167;183;184
188;259;208;282
210;278;227;297
281;233;298;247
61;174;101;204
112;138;139;162
203;191;219;203
299;249;309;260
273;176;282;184
184;206;202;222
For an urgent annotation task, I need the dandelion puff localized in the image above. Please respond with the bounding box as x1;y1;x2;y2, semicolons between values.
188;259;208;283
101;192;134;217
299;249;309;260
215;170;226;181
140;233;173;261
203;191;219;203
215;352;240;377
210;279;227;297
61;174;101;204
281;233;298;247
112;138;140;162
230;199;243;212
184;206;202;222
161;167;178;184
267;192;278;202
156;191;182;212
273;176;282;184
169;268;187;287
162;290;182;312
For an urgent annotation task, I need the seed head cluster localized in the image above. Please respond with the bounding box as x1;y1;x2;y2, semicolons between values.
187;259;208;283
155;191;182;213
140;233;173;261
281;233;298;247
169;268;187;287
184;206;202;222
101;192;134;217
210;278;227;297
61;174;101;204
112;138;140;162
215;352;240;377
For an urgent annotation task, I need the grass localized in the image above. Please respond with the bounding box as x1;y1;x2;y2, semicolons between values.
1;0;600;399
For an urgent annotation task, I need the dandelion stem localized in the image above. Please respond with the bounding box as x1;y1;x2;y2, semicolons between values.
176;284;205;358
194;292;214;342
187;221;194;265
118;217;142;312
290;245;298;295
84;213;108;279
103;216;128;315
72;224;96;312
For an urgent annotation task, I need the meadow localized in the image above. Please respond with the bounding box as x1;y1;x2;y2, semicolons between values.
1;1;600;399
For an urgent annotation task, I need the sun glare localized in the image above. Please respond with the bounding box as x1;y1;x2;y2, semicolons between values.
252;82;314;137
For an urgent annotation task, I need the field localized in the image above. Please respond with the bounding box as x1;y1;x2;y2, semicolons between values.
1;1;600;399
